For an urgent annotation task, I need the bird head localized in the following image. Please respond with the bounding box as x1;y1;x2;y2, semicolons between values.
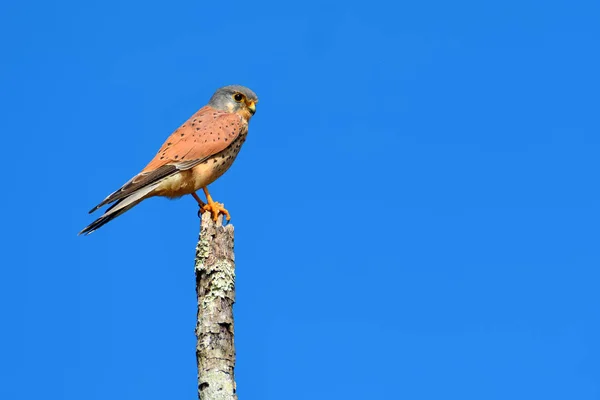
208;85;258;121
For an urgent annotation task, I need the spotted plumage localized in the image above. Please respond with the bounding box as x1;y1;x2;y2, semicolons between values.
79;85;258;235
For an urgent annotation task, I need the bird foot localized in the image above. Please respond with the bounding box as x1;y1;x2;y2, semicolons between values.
201;201;231;222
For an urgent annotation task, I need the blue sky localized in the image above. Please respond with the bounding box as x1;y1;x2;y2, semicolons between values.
1;0;599;398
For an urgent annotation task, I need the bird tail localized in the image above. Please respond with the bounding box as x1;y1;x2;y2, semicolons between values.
78;185;157;235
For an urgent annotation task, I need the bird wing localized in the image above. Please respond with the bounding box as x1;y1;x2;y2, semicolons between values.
89;106;246;213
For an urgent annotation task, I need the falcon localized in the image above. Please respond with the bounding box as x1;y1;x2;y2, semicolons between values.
79;85;258;235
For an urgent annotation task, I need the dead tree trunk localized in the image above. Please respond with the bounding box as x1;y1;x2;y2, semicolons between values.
195;212;237;400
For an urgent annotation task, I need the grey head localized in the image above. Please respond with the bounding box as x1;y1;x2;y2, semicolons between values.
208;85;258;117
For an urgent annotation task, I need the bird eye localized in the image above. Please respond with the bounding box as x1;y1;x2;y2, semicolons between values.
233;93;244;102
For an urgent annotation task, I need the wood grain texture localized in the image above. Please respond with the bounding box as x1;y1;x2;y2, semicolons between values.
195;212;237;400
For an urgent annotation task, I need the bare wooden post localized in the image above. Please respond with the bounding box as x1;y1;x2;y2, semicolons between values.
195;212;237;400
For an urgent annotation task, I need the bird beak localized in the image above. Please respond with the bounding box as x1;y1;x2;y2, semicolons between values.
247;101;256;115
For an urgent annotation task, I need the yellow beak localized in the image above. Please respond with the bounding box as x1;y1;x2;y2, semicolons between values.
248;101;256;115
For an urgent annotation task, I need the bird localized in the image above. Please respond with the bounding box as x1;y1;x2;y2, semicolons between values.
79;85;258;235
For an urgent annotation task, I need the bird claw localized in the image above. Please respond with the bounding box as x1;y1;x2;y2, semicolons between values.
201;201;231;222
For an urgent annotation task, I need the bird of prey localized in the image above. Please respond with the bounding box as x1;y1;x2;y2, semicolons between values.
79;85;258;235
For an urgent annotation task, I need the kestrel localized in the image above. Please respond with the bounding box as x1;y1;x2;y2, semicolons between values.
79;85;258;235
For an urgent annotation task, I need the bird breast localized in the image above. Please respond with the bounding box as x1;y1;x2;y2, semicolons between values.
157;133;247;199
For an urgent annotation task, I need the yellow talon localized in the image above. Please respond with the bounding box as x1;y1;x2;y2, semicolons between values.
200;187;231;222
201;201;231;222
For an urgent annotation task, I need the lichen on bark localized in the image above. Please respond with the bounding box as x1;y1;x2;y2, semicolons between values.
195;212;237;400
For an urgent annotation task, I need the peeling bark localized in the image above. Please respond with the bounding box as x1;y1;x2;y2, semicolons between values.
195;212;237;400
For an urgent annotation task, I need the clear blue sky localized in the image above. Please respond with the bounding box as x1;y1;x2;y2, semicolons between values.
1;0;599;398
